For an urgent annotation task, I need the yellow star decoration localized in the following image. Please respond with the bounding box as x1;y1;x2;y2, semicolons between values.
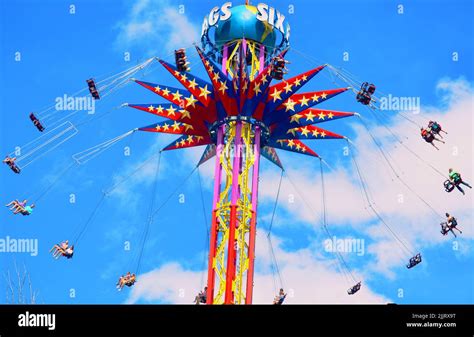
155;105;164;114
286;128;296;136
186;135;194;144
172;90;183;101
328;112;334;119
204;60;210;67
295;142;302;151
312;94;320;102
184;124;194;131
155;124;162;131
188;79;198;90
199;85;210;100
311;129;319;137
219;81;228;94
180;110;191;120
180;139;186;146
300;126;310;136
301;74;308;82
283;98;296;112
166;106;176;117
212;72;220;82
320;131;327;138
287;139;295;148
321;92;328;99
300;146;306;153
253;83;262;95
318;112;326;120
270;88;281;103
284;81;293;93
294;78;301;87
174;70;180;77
276;139;285;145
172;121;181;131
185;95;197;108
148;105;155;112
161;88;170;96
154;85;161;92
162;123;170;131
180;73;188;82
196;136;204;141
261;75;268;84
290;113;303;124
305;111;315;121
299;96;309;107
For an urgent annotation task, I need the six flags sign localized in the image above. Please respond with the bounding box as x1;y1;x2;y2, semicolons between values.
201;2;291;43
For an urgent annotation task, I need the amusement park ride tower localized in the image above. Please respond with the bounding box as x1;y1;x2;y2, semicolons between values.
129;1;354;304
202;3;289;305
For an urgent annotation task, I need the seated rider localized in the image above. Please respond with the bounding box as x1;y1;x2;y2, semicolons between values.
446;213;462;235
271;57;287;80
407;253;422;269
273;288;287;305
125;273;136;286
421;127;445;150
87;79;100;100
3;156;21;174
62;245;74;259
19;204;35;216
117;272;136;290
199;287;207;304
6;199;27;213
356;82;375;105
50;240;69;259
449;168;472;195
428;121;446;138
348;282;362;295
29;113;45;132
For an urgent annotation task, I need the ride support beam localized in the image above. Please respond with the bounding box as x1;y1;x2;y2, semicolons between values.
224;122;243;304
206;125;224;304
245;126;261;304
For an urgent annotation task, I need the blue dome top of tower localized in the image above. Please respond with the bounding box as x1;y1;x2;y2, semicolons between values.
214;5;277;49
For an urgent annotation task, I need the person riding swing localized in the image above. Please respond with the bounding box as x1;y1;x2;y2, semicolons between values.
117;272;136;290
406;253;422;269
427;120;447;138
3;156;21;174
273;288;287;305
448;168;472;195
421;127;445;150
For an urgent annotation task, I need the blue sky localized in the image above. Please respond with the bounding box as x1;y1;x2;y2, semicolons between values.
0;0;473;304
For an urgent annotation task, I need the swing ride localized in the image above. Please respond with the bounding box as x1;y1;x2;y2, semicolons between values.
3;1;470;305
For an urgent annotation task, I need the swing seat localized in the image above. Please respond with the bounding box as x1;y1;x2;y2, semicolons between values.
86;79;100;100
444;180;455;192
29;113;45;132
347;282;361;295
175;49;190;72
440;222;449;235
367;84;376;95
406;253;422;269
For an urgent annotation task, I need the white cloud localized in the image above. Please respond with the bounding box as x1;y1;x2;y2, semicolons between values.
116;0;200;56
